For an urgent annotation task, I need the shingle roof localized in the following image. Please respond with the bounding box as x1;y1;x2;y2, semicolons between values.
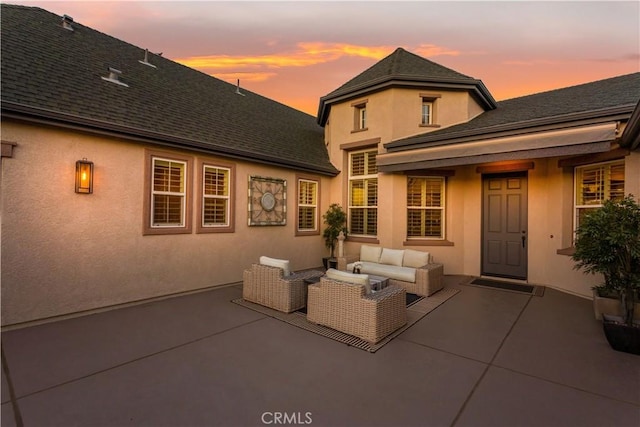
317;47;496;125
386;72;640;150
1;5;339;176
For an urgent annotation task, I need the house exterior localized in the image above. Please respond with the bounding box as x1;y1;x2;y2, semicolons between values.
0;5;338;327
319;47;640;298
1;5;639;327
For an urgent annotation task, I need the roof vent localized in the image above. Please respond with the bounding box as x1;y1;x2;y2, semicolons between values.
62;14;74;31
236;79;245;96
101;67;129;87
138;49;157;68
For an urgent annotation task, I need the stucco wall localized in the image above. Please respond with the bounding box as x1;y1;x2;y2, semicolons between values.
1;121;330;326
324;87;485;149
336;152;640;300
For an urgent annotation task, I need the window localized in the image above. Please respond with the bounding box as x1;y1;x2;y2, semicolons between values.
419;93;440;127
144;151;193;235
358;106;367;129
297;177;319;234
421;101;433;125
197;162;235;232
352;100;368;131
574;160;625;230
349;149;377;237
407;176;445;239
152;158;186;226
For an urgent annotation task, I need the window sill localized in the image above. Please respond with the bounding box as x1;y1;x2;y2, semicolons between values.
295;230;320;237
196;225;235;234
143;226;192;236
347;236;380;244
419;124;441;129
556;247;576;256
404;240;454;247
350;128;368;134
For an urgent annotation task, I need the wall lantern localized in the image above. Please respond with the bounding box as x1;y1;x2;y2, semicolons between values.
75;158;94;194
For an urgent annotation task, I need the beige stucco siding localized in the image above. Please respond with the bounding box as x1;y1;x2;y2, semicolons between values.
325;88;485;152
339;152;640;299
1;121;329;326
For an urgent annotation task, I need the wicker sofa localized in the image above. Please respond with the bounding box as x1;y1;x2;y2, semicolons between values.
242;257;323;313
337;245;444;297
307;269;407;343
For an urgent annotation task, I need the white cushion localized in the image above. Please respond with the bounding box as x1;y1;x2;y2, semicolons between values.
379;248;405;266
351;262;417;283
360;245;382;263
259;256;290;276
325;268;371;294
403;249;430;268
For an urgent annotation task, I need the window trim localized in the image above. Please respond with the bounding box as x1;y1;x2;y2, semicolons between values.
406;175;446;241
196;159;235;234
573;159;625;232
351;99;368;132
143;150;193;235
295;175;320;236
348;148;378;238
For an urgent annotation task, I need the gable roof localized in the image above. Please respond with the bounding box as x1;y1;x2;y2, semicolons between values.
0;5;339;176
386;72;640;151
317;47;496;125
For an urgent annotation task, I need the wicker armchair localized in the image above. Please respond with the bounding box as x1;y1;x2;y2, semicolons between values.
242;264;323;313
307;277;407;343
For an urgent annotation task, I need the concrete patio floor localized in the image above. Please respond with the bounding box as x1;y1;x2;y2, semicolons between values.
1;275;639;427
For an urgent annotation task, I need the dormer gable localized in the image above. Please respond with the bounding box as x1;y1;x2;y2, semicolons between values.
317;47;496;126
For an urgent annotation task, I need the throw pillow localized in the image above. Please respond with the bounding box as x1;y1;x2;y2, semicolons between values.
379;248;405;266
403;249;430;268
360;245;382;263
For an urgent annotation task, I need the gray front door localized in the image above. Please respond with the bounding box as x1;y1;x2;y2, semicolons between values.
482;172;528;279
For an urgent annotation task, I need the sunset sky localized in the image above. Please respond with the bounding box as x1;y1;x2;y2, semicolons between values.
5;1;640;116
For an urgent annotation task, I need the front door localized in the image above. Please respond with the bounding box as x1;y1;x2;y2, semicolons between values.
482;172;528;279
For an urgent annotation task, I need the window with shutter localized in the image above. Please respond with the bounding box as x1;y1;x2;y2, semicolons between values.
349;150;377;237
574;160;625;230
407;176;445;239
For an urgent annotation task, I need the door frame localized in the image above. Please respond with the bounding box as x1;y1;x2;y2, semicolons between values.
480;171;529;280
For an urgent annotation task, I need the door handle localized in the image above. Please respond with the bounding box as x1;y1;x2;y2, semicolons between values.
522;232;526;248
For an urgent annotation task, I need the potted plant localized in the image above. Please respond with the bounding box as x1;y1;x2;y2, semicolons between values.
322;203;347;269
572;194;640;355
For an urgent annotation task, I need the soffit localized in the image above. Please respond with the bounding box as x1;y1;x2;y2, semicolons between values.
377;122;617;172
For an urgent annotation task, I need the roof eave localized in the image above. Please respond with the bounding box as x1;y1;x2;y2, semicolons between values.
620;99;640;151
385;104;638;152
2;102;340;176
317;75;496;126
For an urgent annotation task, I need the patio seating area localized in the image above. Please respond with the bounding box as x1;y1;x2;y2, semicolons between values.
2;275;639;426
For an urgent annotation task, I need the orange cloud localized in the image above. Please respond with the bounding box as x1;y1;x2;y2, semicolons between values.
175;42;461;88
214;72;277;83
175;42;396;72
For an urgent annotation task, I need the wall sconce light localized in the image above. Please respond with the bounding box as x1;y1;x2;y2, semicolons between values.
75;158;94;194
